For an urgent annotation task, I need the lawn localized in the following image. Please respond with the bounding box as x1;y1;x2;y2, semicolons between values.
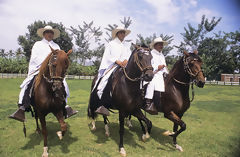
0;78;239;157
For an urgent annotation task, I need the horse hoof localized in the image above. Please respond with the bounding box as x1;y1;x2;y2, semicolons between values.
105;132;110;137
162;130;175;136
175;144;183;152
145;132;150;139
42;147;48;157
57;131;63;140
142;134;148;142
90;121;96;131
36;129;41;134
119;147;126;157
126;120;133;128
91;126;96;131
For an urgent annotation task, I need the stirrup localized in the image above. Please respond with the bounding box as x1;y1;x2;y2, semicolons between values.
95;106;110;116
9;108;25;122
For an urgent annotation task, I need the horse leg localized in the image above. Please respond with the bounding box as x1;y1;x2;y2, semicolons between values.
90;119;96;131
55;111;67;140
119;112;126;157
164;111;185;152
126;115;133;128
35;113;41;134
137;118;149;142
133;109;152;141
103;115;110;137
40;117;48;157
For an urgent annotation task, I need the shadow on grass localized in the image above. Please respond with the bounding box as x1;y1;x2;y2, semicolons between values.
89;119;176;152
21;121;78;154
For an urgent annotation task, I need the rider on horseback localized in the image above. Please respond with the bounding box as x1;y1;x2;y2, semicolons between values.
144;37;168;115
9;25;78;122
92;26;131;116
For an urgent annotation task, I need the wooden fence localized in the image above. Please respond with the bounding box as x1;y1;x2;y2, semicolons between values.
0;73;94;80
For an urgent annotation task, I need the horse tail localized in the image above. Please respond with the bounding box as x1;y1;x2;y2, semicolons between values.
88;75;99;120
87;92;98;120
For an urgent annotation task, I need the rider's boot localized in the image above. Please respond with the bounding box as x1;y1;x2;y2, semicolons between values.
9;104;25;122
65;105;78;118
95;105;110;116
144;99;158;115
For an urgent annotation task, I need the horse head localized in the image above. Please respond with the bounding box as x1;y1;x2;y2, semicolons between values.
47;46;72;95
132;44;154;82
183;50;205;88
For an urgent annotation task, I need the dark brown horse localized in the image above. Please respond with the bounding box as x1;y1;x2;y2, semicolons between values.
135;50;205;152
32;48;72;157
88;45;154;156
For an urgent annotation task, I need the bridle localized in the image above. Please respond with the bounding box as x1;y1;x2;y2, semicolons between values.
123;48;153;82
173;55;203;85
43;52;66;86
173;55;203;102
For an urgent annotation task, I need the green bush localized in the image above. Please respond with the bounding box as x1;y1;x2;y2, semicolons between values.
0;57;97;75
0;58;28;73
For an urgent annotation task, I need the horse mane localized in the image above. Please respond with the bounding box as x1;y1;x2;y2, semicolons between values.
165;57;183;84
35;52;53;89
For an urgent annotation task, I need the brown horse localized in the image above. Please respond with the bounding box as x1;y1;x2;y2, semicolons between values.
135;50;205;152
88;45;154;156
32;48;72;157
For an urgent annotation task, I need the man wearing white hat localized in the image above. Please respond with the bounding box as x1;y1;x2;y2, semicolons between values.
9;25;77;122
144;37;168;115
93;26;131;116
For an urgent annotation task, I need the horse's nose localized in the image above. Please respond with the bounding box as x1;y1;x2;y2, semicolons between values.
144;72;153;81
197;81;205;88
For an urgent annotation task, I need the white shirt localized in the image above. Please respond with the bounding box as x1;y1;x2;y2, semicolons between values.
98;38;131;71
151;49;168;74
147;49;168;92
28;38;60;76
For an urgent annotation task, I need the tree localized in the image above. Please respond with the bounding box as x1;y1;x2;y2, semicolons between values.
18;21;73;61
69;21;103;65
177;15;221;53
199;30;240;80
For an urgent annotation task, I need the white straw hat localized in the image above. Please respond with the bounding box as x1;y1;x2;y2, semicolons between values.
112;26;131;39
150;37;168;49
37;25;60;39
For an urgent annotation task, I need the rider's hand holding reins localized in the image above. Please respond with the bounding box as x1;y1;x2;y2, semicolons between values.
116;60;128;67
158;65;165;70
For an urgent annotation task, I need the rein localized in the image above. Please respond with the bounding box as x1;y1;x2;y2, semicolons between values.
172;56;201;102
123;49;153;82
43;53;66;84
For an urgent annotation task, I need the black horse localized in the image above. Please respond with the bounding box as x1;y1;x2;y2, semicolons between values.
88;45;154;156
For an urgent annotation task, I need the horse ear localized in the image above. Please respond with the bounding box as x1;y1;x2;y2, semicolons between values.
132;43;140;49
49;45;54;52
193;50;198;55
183;51;190;56
67;49;73;56
49;46;57;55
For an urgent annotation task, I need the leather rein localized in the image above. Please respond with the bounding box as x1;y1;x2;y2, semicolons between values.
123;48;153;82
173;56;203;102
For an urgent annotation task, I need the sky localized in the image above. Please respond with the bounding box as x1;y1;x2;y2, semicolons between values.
0;0;239;55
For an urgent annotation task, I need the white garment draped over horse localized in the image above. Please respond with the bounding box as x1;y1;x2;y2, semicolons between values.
93;38;131;99
18;39;69;104
145;49;168;99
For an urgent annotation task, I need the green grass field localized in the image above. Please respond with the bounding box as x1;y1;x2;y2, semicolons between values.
0;79;239;157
